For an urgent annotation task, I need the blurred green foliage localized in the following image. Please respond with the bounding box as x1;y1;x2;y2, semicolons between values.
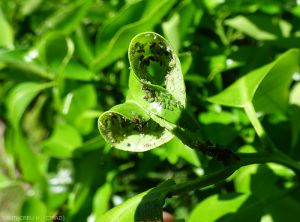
1;0;300;221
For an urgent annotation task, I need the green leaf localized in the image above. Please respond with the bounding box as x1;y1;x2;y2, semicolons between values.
290;105;300;154
0;49;49;78
63;61;95;81
199;111;237;125
6;82;53;129
5;129;45;183
62;84;97;119
157;137;200;167
73;136;105;155
179;52;193;76
38;33;74;68
265;196;300;222
21;197;47;222
203;0;225;11
189;193;251;222
162;0;198;53
43;122;82;158
92;0;177;70
253;49;299;113
39;0;92;35
97;180;175;222
225;15;283;40
98;32;201;151
62;84;97;134
92;183;112;219
208;63;270;108
20;0;43;17
74;26;95;67
234;164;295;198
68;183;90;216
0;10;14;49
162;13;180;53
98;101;173;152
128;32;187;127
190;188;300;222
290;82;300;106
208;49;299;113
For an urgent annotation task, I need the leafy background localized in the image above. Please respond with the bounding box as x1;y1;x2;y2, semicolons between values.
1;0;300;221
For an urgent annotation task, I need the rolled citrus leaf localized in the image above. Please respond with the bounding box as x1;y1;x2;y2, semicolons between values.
128;32;186;127
98;32;200;152
98;101;173;152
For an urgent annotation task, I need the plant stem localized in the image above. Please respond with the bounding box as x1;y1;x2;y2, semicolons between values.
244;102;275;153
169;165;238;196
238;152;300;171
272;150;300;172
168;151;300;196
170;102;300;196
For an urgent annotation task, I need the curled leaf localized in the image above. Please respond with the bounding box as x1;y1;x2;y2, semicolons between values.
98;32;193;152
98;101;173;152
128;32;186;126
129;32;185;104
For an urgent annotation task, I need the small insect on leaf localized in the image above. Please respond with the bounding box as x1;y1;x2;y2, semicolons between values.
98;102;173;152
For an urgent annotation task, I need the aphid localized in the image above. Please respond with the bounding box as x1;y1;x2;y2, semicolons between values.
133;42;146;54
134;42;141;50
120;118;127;128
137;48;145;53
139;55;144;61
169;59;176;68
150;42;158;54
140;57;150;67
148;55;157;62
102;118;112;129
132;116;147;131
150;42;156;49
108;112;118;123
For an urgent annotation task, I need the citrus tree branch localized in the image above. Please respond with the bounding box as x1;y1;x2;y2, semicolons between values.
167;150;300;197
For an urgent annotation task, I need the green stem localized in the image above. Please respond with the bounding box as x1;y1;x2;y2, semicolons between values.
242;103;300;170
244;102;275;153
168;151;300;196
169;165;238;196
170;102;300;196
238;152;300;172
272;150;300;172
216;19;230;47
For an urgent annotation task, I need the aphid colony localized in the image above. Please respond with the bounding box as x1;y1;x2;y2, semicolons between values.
131;33;175;84
142;84;183;111
100;112;160;144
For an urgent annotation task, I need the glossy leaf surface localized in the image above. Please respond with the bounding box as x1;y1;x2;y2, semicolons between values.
92;0;177;70
208;49;299;113
6;82;53;129
97;180;175;222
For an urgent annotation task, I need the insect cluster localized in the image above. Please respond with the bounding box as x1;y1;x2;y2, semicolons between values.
141;84;183;113
192;140;240;165
100;110;161;145
131;33;176;86
99;112;129;144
